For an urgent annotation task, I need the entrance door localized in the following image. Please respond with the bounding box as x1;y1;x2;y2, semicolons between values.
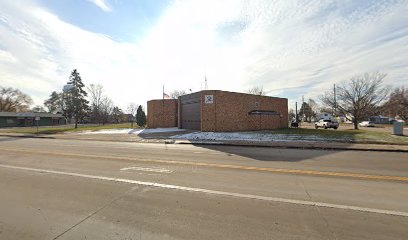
180;93;201;130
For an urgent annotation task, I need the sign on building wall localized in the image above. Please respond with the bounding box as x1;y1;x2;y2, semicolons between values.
205;95;214;104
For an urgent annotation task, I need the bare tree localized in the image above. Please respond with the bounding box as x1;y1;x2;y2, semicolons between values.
44;91;63;113
308;99;318;117
247;86;265;96
320;72;389;129
319;106;333;115
380;86;408;120
100;96;113;125
288;109;296;122
0;87;33;112
32;105;46;112
170;90;187;99
127;102;138;128
87;84;104;124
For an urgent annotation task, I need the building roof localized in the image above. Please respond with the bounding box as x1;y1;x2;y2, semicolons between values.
181;90;288;100
147;90;288;102
0;112;64;118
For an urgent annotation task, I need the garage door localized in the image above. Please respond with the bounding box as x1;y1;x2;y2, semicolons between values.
180;93;201;130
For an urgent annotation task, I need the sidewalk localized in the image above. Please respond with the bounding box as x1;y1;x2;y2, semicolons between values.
1;132;408;152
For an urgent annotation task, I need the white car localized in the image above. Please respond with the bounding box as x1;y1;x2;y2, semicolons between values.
315;119;339;129
359;121;375;127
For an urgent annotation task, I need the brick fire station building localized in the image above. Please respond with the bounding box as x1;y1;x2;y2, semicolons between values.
147;90;288;132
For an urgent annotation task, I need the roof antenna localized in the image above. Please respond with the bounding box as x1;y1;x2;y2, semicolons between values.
204;75;208;90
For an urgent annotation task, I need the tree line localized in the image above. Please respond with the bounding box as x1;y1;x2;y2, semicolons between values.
2;70;406;130
292;72;407;129
0;87;33;112
245;72;406;130
0;69;146;128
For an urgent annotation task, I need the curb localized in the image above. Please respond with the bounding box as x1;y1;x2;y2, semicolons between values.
172;140;408;153
2;133;408;153
0;134;57;139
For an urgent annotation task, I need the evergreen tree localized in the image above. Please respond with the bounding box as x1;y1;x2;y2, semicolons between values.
299;102;314;122
136;105;146;127
112;106;123;123
63;69;89;128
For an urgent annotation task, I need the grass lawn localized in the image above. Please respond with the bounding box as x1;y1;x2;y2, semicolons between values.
0;123;140;135
266;128;408;145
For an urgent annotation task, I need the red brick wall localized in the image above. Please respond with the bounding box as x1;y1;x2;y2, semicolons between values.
200;91;288;132
147;99;178;128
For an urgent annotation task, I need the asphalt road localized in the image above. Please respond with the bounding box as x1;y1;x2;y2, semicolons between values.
0;136;407;239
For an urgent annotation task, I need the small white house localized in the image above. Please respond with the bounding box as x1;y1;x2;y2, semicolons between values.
318;113;334;121
369;116;390;124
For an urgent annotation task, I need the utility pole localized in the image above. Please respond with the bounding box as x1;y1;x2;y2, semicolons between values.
35;114;39;134
301;95;304;120
295;102;298;122
333;84;337;116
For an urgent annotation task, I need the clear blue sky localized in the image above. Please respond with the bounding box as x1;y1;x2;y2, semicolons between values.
1;0;407;110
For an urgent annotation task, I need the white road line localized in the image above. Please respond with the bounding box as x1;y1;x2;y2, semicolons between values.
0;163;407;218
120;166;173;173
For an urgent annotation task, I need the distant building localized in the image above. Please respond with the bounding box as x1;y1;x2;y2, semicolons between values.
121;114;135;123
369;115;390;124
0;112;66;128
147;90;288;132
317;113;334;121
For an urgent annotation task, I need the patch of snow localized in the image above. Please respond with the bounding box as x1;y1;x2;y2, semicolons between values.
142;128;186;133
80;127;185;135
170;132;352;142
81;128;132;134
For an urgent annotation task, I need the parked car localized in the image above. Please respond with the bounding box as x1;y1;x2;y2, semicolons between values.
290;121;299;128
315;119;339;129
358;121;375;127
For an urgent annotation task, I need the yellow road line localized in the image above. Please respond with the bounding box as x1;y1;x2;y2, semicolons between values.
1;147;407;182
